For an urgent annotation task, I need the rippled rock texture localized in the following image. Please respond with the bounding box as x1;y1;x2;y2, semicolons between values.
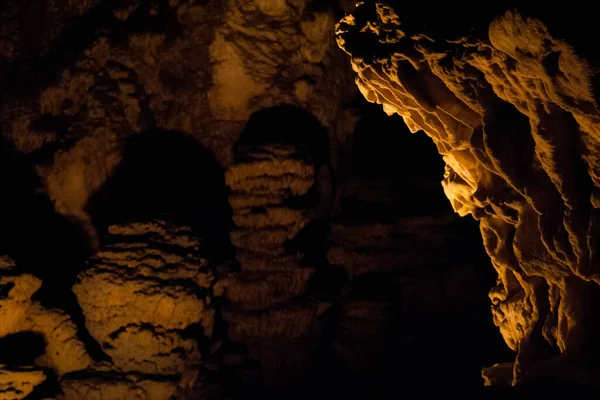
221;141;322;384
0;256;91;377
336;0;600;386
73;220;216;377
0;366;46;400
0;0;356;246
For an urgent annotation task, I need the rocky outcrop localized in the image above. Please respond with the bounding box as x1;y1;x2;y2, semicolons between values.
336;1;600;386
0;366;46;400
0;256;92;376
72;220;216;379
208;0;351;125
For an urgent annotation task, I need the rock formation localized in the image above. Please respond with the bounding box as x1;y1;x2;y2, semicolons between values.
9;0;600;397
336;0;600;387
0;256;92;377
71;219;217;394
0;0;356;245
0;366;46;400
221;141;322;384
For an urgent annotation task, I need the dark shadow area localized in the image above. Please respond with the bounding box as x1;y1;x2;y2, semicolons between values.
345;101;449;217
0;136;107;362
236;104;330;167
0;281;15;299
0;0;195;101
0;331;46;366
0;331;62;399
310;98;513;397
86;129;233;261
352;102;443;180
234;104;333;266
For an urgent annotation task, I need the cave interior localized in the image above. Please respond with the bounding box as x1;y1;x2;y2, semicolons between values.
1;0;600;399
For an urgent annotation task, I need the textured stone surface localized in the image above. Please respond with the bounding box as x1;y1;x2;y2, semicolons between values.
224;302;321;382
222;141;322;383
336;1;600;386
60;369;178;400
0;0;355;245
72;220;214;375
226;144;315;262
220;269;315;310
0;366;46;400
0;258;92;376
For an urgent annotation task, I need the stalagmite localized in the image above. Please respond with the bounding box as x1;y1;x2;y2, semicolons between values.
71;220;217;393
221;142;321;382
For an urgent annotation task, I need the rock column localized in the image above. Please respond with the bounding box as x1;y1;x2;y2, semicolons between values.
221;143;321;383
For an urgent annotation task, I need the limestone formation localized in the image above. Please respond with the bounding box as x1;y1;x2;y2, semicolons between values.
223;302;321;381
0;257;92;377
60;368;178;400
0;366;46;400
336;1;600;386
72;220;215;376
225;143;316;277
0;0;355;244
221;142;322;382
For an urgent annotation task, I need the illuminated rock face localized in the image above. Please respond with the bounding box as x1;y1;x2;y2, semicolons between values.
336;1;600;385
0;257;92;377
73;220;216;376
0;366;46;400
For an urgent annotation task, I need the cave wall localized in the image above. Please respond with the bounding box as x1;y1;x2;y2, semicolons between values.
0;1;360;397
3;0;591;398
336;0;600;386
0;0;357;247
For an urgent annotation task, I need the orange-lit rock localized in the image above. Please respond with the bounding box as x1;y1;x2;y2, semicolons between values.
72;220;215;375
60;368;178;400
0;366;46;400
336;1;600;386
0;258;92;376
207;0;348;124
226;143;315;263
